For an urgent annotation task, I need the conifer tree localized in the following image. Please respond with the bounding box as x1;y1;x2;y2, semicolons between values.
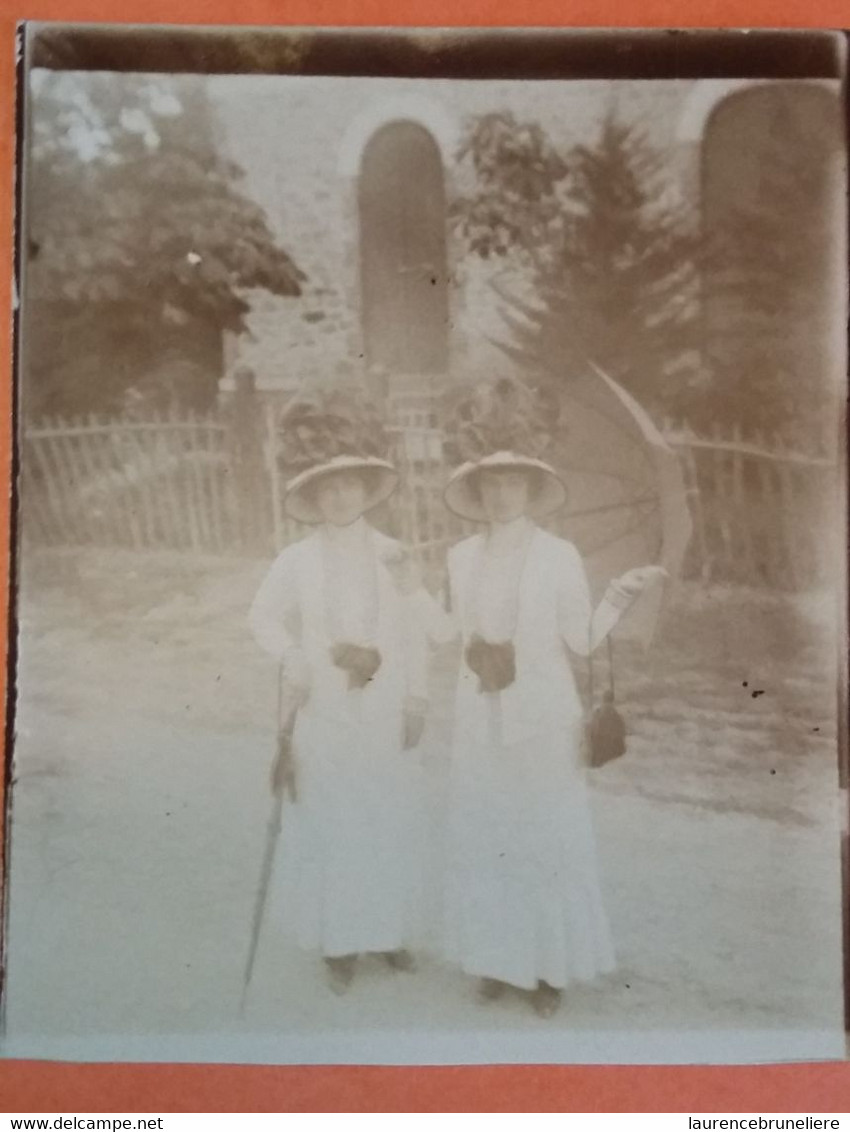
453;110;703;417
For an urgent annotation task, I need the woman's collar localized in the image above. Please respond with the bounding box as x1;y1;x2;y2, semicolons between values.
484;515;537;556
321;515;370;544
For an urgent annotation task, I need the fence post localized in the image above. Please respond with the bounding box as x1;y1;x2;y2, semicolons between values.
46;414;89;548
731;422;757;583
677;420;711;584
263;401;283;554
710;420;733;581
118;413;155;549
226;372;269;554
752;429;780;589
185;408;212;552
158;406;185;551
775;434;803;591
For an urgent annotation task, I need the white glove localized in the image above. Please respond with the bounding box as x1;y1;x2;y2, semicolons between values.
607;564;669;606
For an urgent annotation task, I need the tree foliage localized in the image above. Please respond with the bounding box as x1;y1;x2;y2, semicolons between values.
698;86;841;443
24;71;304;416
453;94;842;442
452;110;704;417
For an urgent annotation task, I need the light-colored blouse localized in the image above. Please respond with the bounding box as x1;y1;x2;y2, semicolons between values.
471;533;533;643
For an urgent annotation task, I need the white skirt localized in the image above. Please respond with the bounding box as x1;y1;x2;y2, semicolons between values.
444;709;615;990
270;707;424;958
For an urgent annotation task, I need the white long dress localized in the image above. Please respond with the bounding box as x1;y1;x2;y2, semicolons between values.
248;521;426;958
443;524;616;991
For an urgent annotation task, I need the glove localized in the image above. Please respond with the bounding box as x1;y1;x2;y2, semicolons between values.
465;634;516;693
607;564;669;607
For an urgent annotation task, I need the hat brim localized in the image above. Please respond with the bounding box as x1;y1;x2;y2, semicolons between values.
284;456;399;525
443;452;567;522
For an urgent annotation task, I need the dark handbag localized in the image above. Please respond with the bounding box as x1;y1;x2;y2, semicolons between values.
585;636;627;768
465;634;517;693
330;642;382;690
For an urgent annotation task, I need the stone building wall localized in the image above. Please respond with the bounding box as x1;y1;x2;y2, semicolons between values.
206;75;829;397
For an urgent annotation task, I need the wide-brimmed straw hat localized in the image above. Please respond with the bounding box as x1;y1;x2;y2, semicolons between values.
441;375;567;523
284;454;399;525
443;450;566;523
277;386;399;525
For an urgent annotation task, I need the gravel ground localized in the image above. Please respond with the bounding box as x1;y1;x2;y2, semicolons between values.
2;548;844;1064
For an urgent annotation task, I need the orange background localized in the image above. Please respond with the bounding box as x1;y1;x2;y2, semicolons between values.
0;0;847;1113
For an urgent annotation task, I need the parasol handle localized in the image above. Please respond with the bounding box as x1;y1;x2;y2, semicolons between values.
607;634;615;699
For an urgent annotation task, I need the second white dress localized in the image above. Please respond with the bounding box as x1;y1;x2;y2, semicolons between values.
443;525;616;991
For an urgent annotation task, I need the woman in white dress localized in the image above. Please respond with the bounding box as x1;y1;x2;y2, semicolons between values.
248;396;428;995
428;382;664;1018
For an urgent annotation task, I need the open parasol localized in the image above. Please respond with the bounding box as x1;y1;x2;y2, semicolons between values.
444;364;692;648
548;360;692;647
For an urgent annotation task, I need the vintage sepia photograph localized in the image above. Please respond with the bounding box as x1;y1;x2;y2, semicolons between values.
2;25;848;1064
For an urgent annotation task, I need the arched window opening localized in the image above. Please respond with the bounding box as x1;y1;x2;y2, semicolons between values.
358;121;450;377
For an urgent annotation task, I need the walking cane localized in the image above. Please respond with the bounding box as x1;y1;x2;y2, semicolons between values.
240;666;299;1014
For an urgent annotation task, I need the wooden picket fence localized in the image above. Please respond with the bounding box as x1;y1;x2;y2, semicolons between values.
19;402;840;592
662;420;838;591
22;411;246;555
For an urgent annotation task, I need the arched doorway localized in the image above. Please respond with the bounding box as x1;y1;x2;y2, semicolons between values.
699;82;843;441
358;121;449;381
698;82;843;589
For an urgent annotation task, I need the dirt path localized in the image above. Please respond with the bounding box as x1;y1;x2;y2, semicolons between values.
3;550;844;1063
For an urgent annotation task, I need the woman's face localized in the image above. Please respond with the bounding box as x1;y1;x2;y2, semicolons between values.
478;469;532;524
314;471;368;527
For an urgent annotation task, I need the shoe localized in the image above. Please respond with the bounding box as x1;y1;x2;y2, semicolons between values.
324;954;357;995
381;949;417;973
477;977;508;1002
530;981;562;1018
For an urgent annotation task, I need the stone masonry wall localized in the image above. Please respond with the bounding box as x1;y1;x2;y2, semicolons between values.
205;76;734;395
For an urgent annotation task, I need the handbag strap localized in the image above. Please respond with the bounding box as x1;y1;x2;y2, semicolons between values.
606;634;615;699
